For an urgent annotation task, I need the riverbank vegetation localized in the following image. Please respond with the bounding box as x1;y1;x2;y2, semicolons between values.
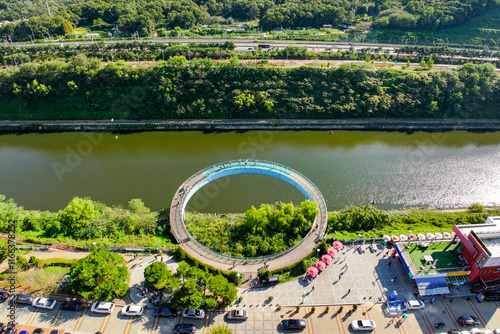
2;194;499;253
0;58;498;120
185;201;319;257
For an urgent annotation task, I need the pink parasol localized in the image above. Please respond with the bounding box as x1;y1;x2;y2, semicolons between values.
315;261;327;270
321;254;333;264
327;247;338;256
307;266;319;277
332;241;344;249
408;234;418;240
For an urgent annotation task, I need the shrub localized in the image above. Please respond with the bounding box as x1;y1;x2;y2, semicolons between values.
268;296;274;301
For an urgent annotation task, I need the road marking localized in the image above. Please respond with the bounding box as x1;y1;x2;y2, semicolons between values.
51;308;63;328
442;300;461;329
99;314;111;333
420;311;433;333
468;300;487;329
203;314;209;334
27;308;38;326
123;317;133;334
73;307;86;331
335;307;344;334
150;316;158;334
362;306;376;334
306;309;314;334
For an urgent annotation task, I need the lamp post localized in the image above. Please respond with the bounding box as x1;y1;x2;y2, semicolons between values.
316;248;320;258
237;273;241;286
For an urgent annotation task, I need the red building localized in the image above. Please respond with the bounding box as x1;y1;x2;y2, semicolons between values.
453;216;500;291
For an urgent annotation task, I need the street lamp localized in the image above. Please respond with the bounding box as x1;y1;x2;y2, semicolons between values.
316;248;320;258
237;273;241;286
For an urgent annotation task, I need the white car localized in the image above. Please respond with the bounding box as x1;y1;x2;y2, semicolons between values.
183;309;205;319
470;329;484;334
494;329;500;334
121;304;144;316
351;319;376;331
406;299;425;310
32;297;57;309
90;301;115;314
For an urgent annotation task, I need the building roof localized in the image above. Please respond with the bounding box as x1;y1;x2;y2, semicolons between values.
455;217;500;257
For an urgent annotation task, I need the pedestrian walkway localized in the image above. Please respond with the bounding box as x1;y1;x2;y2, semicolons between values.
128;255;179;307
169;160;328;277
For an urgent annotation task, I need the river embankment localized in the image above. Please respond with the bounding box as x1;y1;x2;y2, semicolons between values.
1;118;500;133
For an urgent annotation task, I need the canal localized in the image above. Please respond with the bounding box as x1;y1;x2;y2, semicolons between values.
0;130;499;212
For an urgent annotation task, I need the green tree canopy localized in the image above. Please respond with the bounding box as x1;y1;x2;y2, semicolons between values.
70;247;129;301
58;197;98;236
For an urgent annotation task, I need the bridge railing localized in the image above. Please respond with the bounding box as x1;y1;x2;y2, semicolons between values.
173;159;328;262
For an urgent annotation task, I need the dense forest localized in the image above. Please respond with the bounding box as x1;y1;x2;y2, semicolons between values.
0;57;498;120
0;0;498;41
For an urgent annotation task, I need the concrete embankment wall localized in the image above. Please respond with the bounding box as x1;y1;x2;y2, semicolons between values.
0;119;499;133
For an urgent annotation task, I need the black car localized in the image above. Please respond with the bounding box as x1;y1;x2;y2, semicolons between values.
0;323;6;332
60;300;83;311
49;330;59;334
13;294;33;305
458;315;480;326
32;329;44;334
0;292;9;302
484;292;500;301
4;328;17;334
153;307;177;317
173;324;196;334
280;319;306;330
448;330;460;334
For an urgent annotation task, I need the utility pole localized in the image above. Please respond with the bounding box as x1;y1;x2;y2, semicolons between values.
45;0;52;16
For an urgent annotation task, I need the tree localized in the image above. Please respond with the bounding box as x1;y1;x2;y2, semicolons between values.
208;324;233;334
58;197;98;237
144;261;171;289
70;247;129;301
62;20;74;34
128;198;150;213
167;55;187;67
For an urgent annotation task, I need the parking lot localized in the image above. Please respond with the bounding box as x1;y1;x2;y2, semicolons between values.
1;298;500;334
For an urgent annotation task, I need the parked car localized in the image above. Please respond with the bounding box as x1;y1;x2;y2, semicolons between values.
90;302;115;314
13;294;33;305
4;328;17;334
351;319;376;331
226;309;248;320
406;300;425;310
483;292;500;301
32;329;44;334
458;316;480;326
18;331;29;334
0;292;9;302
32;297;57;310
470;329;484;334
173;324;196;334
121;304;144;316
447;330;461;334
49;331;60;334
494;328;500;334
60;300;83;311
280;319;306;330
153;307;177;317
182;309;205;319
0;323;6;332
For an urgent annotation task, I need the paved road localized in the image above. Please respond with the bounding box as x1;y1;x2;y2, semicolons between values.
2;300;500;334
